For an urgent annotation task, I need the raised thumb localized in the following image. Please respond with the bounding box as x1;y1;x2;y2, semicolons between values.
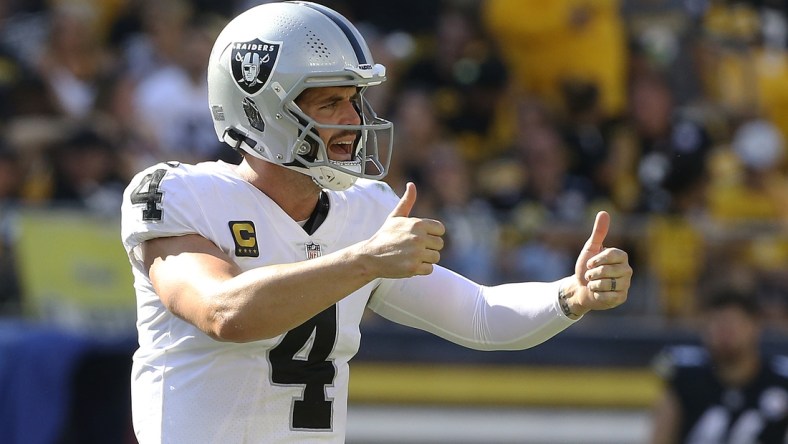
389;182;417;218
585;211;610;253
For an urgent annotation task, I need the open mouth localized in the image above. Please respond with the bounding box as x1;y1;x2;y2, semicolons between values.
328;138;355;161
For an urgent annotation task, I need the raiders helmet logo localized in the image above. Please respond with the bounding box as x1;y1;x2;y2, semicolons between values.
230;38;281;95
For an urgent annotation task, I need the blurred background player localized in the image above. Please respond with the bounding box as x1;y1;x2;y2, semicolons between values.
650;288;788;443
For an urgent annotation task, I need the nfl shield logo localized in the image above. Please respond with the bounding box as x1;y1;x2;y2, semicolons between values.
230;38;281;95
305;242;322;260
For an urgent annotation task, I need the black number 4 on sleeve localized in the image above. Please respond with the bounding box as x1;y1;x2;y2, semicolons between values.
130;169;168;221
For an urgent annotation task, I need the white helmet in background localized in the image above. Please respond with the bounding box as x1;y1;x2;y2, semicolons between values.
207;1;393;191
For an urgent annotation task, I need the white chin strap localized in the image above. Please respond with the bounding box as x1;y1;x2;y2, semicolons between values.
308;160;362;191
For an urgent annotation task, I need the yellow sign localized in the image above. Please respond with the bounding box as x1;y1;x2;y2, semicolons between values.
15;210;135;318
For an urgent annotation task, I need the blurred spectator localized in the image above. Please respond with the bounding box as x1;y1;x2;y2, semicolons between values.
558;79;622;202
92;71;160;177
132;15;232;164
483;0;628;119
385;87;448;193
120;0;194;81
400;3;510;162
698;0;788;139
650;288;788;443
483;96;595;224
708;118;788;223
421;141;502;285
621;0;707;105
0;0;60;118
750;7;788;145
0;46;59;118
0;0;48;69
47;126;127;216
35;2;113;119
698;0;763;117
516;124;595;224
617;70;712;214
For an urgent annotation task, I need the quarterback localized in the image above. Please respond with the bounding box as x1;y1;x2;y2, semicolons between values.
120;2;633;443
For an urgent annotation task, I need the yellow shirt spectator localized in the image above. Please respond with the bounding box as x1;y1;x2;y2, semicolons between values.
483;0;627;118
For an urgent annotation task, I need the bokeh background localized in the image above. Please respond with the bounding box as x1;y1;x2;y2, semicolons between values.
0;0;787;443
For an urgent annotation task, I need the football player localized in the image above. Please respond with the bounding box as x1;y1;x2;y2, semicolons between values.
121;2;633;442
650;290;788;444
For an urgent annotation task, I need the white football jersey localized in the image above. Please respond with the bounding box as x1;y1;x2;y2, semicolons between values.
121;160;399;443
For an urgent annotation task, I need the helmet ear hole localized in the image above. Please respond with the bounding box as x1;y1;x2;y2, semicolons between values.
293;114;321;162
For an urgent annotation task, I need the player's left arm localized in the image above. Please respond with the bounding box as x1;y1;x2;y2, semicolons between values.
368;265;574;350
368;211;632;350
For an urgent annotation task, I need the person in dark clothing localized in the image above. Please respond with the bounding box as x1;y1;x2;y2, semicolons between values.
650;289;788;443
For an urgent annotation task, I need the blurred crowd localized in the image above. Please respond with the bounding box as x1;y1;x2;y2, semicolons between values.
0;0;787;331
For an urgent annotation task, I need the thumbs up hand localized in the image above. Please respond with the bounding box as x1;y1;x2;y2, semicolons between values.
562;211;632;318
362;182;445;278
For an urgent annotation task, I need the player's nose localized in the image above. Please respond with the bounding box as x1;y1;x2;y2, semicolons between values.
338;100;361;125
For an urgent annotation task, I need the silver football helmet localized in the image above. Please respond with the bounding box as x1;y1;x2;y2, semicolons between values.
207;1;393;191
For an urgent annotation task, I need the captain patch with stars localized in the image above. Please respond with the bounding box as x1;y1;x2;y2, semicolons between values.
230;38;281;95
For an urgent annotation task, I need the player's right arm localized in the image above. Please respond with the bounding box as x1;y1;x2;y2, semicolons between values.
142;233;365;341
137;181;443;342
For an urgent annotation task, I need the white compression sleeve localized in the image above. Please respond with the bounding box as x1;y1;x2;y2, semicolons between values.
367;266;578;351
